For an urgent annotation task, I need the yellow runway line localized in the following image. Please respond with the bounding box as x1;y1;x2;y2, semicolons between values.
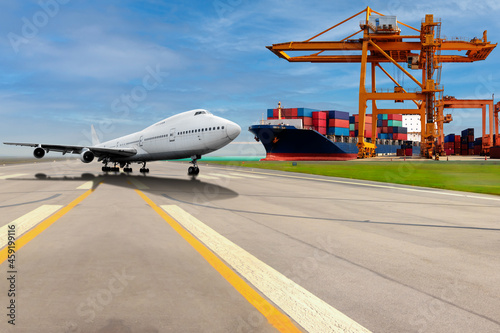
0;187;98;264
134;189;302;333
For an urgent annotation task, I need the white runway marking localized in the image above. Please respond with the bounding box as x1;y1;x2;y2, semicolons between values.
162;205;372;333
229;172;266;179
239;170;500;202
197;175;220;180
0;205;63;248
77;181;93;190
0;173;28;180
127;177;149;189
208;173;243;179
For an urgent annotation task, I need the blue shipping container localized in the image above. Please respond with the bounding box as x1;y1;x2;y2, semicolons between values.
297;108;317;117
328;127;350;136
349;116;355;124
267;109;274;118
327;110;349;120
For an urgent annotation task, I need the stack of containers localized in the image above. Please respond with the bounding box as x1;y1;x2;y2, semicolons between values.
266;108;316;128
327;110;350;136
349;116;355;136
312;111;327;135
349;114;373;138
455;135;461;155
444;134;456;155
377;114;408;140
397;141;414;156
460;128;474;155
474;137;482;155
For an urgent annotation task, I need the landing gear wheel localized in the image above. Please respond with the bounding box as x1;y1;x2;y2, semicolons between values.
188;155;201;176
139;162;149;174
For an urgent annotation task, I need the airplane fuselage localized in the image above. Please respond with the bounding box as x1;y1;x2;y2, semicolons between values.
100;109;240;162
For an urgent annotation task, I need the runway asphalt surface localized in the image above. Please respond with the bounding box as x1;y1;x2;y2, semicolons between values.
0;160;499;333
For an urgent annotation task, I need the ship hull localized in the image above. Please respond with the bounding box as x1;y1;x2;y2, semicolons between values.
249;124;416;161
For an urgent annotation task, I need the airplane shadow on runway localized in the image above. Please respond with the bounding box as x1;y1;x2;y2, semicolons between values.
14;172;239;205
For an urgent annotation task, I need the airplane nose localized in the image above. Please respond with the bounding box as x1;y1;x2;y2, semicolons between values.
226;121;241;140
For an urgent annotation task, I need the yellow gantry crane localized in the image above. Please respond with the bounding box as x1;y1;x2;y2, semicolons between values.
267;7;496;158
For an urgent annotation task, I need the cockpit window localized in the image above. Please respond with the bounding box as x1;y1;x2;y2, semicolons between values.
194;111;206;116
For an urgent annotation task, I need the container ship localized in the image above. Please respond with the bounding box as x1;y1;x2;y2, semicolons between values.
249;107;420;161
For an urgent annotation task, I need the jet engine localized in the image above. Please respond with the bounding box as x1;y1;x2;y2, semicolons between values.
80;149;95;163
33;147;45;159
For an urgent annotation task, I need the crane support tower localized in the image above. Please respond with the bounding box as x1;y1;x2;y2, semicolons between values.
267;7;496;158
438;96;496;155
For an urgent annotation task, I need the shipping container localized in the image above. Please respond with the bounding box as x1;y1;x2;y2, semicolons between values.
327;110;349;120
312;111;327;120
328;127;350;136
388;114;403;121
297;108;317;117
329;119;349;128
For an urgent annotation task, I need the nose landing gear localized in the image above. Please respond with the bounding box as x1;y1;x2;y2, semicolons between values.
188;155;200;176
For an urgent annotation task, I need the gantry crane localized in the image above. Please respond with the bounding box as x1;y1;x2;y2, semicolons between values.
267;7;496;158
438;97;496;154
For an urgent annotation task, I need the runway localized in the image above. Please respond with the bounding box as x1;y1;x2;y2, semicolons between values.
0;160;499;333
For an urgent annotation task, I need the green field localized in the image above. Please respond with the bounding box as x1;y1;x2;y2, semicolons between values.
207;160;500;196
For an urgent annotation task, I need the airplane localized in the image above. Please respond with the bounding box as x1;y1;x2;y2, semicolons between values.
4;109;241;175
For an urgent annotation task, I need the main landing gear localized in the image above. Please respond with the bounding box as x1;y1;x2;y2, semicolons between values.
122;162;132;173
140;161;150;174
102;161;119;172
188;155;200;176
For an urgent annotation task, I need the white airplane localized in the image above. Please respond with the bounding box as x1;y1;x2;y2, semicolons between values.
4;109;241;175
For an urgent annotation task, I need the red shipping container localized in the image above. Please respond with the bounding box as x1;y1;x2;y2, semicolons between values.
455;135;460;143
312;111;327;120
490;146;500;158
388;114;403;121
316;127;327;135
291;108;298;117
302;117;313;126
329;119;349;128
313;119;327;127
388;127;394;134
405;148;413;156
349;131;355;137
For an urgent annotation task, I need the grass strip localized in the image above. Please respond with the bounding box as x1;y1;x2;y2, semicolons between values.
206;160;500;196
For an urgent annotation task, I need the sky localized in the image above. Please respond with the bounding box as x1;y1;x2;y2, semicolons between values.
1;0;499;157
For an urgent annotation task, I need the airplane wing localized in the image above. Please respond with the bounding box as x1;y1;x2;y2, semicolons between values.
3;142;137;158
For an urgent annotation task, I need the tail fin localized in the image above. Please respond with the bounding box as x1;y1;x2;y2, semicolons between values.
91;125;100;146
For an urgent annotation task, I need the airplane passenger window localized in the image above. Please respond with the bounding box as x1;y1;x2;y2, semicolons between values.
222;126;225;129
217;126;220;130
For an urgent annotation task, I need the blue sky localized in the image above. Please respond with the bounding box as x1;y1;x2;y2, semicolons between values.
1;0;499;157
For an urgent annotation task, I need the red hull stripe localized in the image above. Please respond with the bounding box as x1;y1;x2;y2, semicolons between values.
263;153;357;161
